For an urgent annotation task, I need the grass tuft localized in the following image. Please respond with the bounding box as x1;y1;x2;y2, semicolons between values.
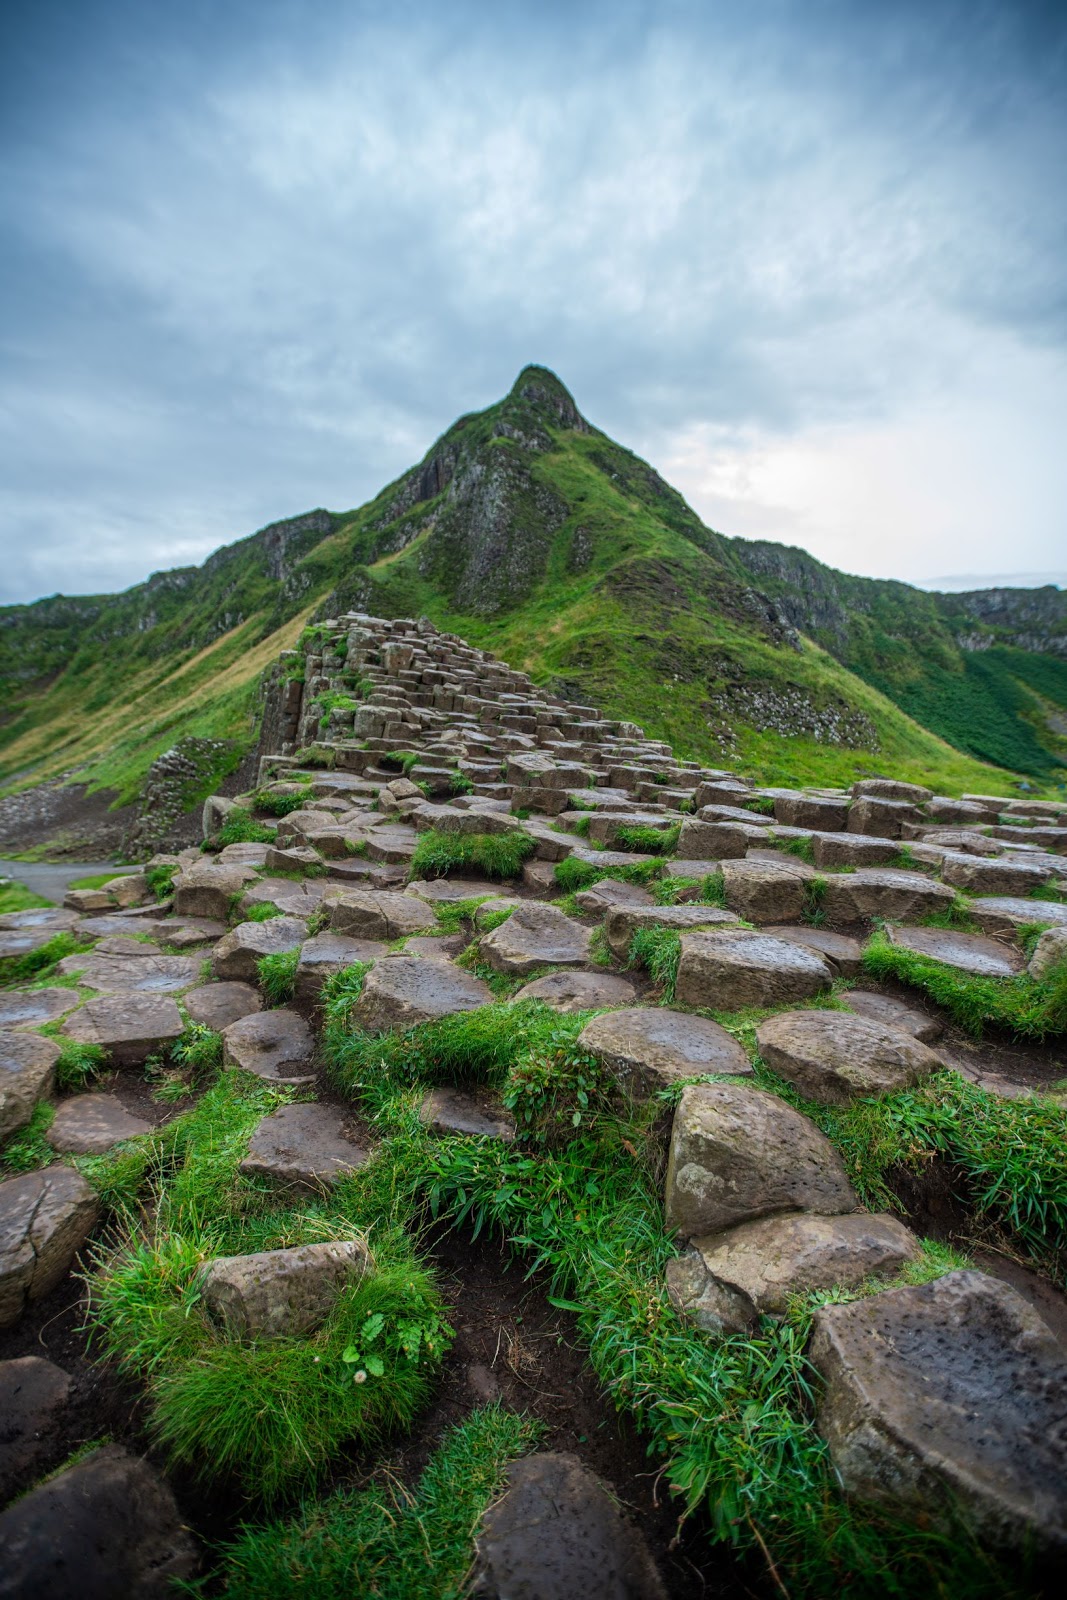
257;948;300;1006
862;929;1067;1040
614;821;681;855
409;830;535;881
627;927;681;1001
55;1039;108;1091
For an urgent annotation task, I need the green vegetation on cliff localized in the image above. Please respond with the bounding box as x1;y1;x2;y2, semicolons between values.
1;366;1063;812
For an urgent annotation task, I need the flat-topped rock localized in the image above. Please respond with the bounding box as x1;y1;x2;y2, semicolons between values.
668;1212;919;1336
811;1270;1067;1552
1;1032;60;1142
578;1007;751;1100
0;906;81;934
403;933;468;957
0;1442;198;1599
57;947;201;993
774;793;849;830
0;1167;99;1328
940;853;1054;897
811;833;900;869
46;1094;153;1154
418;1086;516;1141
852;778;933;803
1028;925;1067;980
757;1010;942;1105
0;988;76;1030
324;887;438;940
720;857;814;924
159;915;228;948
222;1007;316;1085
294;933;387;1005
763;925;864;977
240;876;325;918
820;867;955;925
0;1355;72;1503
61;993;184;1067
211;915;308;982
404;877;499;905
847;796;923;837
511;970;638;1012
677;818;759;859
354;956;492;1031
663;859;722;879
841;989;943;1042
675;929;833;1011
665;1082;856;1238
574;878;654;914
239;1101;368;1191
173;860;258;920
473;1452;666;1600
479;903;591;975
183;980;263;1030
603;903;738;960
968;896;1067;936
885;924;1023;977
200;1239;369;1341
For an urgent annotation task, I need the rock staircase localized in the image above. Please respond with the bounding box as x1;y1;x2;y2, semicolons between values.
1;609;1066;1588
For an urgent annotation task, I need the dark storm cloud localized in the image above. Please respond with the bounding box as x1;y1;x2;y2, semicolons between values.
1;0;1065;601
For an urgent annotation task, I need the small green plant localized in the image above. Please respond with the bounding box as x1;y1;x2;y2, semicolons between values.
919;894;980;932
552;855;661;893
627;926;681;1000
862;929;1067;1040
203;808;277;850
747;795;776;815
778;836;816;866
172;1024;224;1075
614;822;681;855
245;901;284;923
252;785;314;817
802;876;828;927
503;1035;616;1143
409;830;535;882
145;862;179;901
55;1039;107;1091
1;1101;56;1173
257;948;300;1006
448;770;474;797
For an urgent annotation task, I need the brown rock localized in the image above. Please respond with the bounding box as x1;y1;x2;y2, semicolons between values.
354;957;491;1031
840;990;943;1042
46;1094;153;1154
820;868;954;925
511;970;638;1012
479;903;591;975
578;1007;751;1099
675;929;833;1011
199;1239;369;1340
885;924;1022;977
324;887;438;940
239;1101;368;1192
210;915;307;983
60;993;184;1067
0;1167;99;1329
757;1010;942;1105
418;1087;516;1140
0;1356;72;1502
222;1007;316;1085
183;980;263;1030
1;1033;60;1143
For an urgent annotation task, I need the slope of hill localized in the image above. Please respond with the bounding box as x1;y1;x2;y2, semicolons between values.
0;367;1063;845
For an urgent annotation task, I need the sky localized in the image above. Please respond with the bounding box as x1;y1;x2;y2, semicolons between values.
1;0;1065;605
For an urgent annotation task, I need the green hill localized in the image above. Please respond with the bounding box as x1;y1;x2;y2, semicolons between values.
1;366;1064;825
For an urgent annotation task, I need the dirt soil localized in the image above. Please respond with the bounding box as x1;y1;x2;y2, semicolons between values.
0;779;134;860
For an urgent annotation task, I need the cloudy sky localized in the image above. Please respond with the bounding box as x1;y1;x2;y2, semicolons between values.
2;0;1065;605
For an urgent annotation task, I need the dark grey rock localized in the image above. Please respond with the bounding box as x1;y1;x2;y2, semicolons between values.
0;1356;72;1503
239;1101;369;1192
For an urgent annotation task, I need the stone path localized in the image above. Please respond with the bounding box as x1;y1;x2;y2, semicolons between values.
1;606;1066;1576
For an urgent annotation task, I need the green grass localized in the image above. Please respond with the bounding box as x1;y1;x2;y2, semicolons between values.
801;875;828;928
257;948;300;1005
67;871;126;891
0;930;94;988
627;927;681;1001
55;1039;107;1091
552;855;662;893
206;1406;542;1600
918;894;980;932
252;785;314;816
0;1101;56;1172
245;901;285;923
0;880;54;914
430;895;496;935
862;929;1067;1040
145;862;178;900
613;821;681;855
408;829;535;881
205;808;278;850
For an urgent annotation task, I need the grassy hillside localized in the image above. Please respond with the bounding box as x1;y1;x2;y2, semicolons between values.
0;367;1062;816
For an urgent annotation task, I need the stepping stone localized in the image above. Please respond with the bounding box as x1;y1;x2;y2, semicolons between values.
173;861;259;920
0;907;81;934
663;859;722;878
57;948;201;993
473;1452;666;1600
668;1212;919;1336
675;930;833;1010
841;990;943;1042
940;854;1054;896
757;1010;942;1105
847;796;922;837
810;1270;1067;1552
0;988;76;1029
774;793;849;830
403;933;467;958
511;971;638;1012
355;957;492;1031
820;868;955;925
0;1442;198;1596
677;819;759;859
294;933;387;1005
61;993;184;1067
200;1239;370;1340
852;779;932;803
968;897;1067;936
885;924;1022;977
76;913;169;939
419;1086;516;1140
264;844;323;874
0;1356;72;1503
0;1167;99;1329
218;842;272;866
1029;926;1067;980
324;888;438;940
811;834;899;869
479;903;591;975
222;1008;316;1085
46;1094;153;1154
240;877;324;918
473;897;521;928
184;980;263;1030
720;858;814;924
578;1007;752;1100
211;915;308;982
239;1101;369;1191
763;925;864;977
404;878;498;904
603;903;738;960
1;1033;60;1142
158;916;228;949
665;1082;855;1238
364;826;420;864
574;878;653;914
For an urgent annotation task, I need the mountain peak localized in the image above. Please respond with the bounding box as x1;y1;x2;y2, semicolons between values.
507;364;586;431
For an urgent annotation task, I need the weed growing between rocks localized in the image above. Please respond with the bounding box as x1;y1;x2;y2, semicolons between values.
245;902;285;923
205;1405;542;1599
650;870;727;907
552;855;663;892
918;894;981;933
409;829;535;882
54;1039;107;1091
0;930;92;987
257;948;300;1005
801;876;828;927
145;862;178;900
627;927;681;1001
430;895;496;935
252;785;314;817
203;808;278;851
862;929;1067;1040
0;1100;55;1173
614;821;682;855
